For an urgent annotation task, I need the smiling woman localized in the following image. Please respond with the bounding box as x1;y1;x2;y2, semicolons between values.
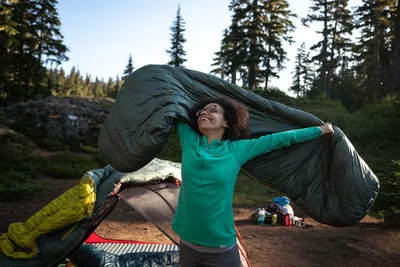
172;96;333;267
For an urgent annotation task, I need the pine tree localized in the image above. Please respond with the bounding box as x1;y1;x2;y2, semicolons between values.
211;29;230;80
211;28;244;83
166;5;187;67
122;54;134;82
100;78;107;97
72;68;85;97
262;0;296;89
211;1;248;84
302;0;331;97
290;52;302;97
0;0;19;102
214;0;295;90
290;43;313;96
302;52;315;93
353;0;396;101
302;0;353;99
105;77;114;96
33;0;68;98
332;60;364;111
391;2;400;94
56;67;66;96
46;68;57;96
221;0;264;90
23;0;68;98
110;75;121;98
93;77;104;97
245;0;266;90
0;0;68;103
327;0;353;98
227;1;248;84
63;66;75;97
7;0;42;101
84;73;93;97
31;0;68;66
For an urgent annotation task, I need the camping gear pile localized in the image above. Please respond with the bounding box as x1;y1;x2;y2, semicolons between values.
253;196;306;227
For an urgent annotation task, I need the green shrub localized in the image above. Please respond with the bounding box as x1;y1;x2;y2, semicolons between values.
0;109;5;124
340;96;400;147
370;160;400;218
233;173;278;206
81;146;108;166
41;152;102;179
157;130;182;163
293;97;350;128
0;127;45;199
0;127;41;176
81;146;99;154
253;88;294;106
339;97;400;220
0;171;44;200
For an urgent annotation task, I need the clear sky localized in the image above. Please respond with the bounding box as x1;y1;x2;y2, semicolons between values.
57;0;362;95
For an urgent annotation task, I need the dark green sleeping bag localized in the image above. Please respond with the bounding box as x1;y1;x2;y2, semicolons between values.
98;64;380;227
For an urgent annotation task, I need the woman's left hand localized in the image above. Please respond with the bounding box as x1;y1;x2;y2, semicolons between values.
320;122;334;136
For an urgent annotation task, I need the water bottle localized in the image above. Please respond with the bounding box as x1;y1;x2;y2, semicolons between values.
257;214;265;224
284;214;292;226
271;214;277;225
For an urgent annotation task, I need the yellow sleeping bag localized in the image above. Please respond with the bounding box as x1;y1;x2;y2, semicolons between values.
0;174;96;259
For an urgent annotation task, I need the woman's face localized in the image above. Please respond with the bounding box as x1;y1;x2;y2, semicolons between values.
196;103;228;134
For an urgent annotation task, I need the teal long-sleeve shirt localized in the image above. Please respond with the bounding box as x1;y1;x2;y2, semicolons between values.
171;123;322;248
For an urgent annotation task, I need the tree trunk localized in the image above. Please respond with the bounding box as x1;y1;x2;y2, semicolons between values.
264;45;272;90
231;67;237;84
322;0;329;97
391;4;400;95
327;12;339;100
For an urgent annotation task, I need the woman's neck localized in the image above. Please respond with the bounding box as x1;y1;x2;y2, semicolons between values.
204;132;224;145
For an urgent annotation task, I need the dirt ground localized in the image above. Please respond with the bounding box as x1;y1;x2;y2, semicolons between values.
1;177;400;267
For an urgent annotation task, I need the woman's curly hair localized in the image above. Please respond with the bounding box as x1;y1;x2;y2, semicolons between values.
188;97;250;140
